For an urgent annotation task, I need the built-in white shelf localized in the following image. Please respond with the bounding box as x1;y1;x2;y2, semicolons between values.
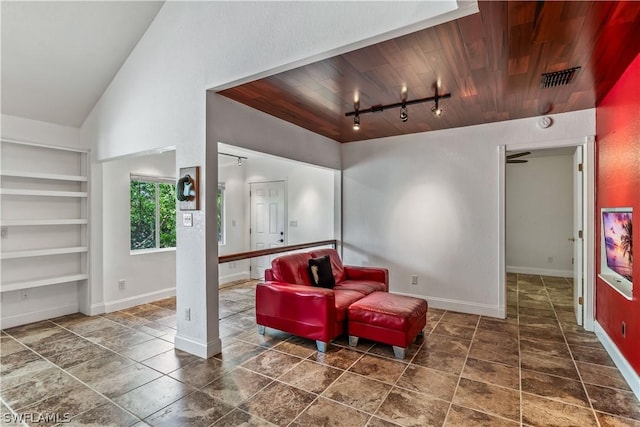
1;138;91;320
0;246;88;260
0;219;88;226
0;171;87;182
0;274;89;293
0;189;88;198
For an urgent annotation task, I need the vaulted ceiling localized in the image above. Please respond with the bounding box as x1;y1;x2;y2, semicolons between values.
219;1;640;143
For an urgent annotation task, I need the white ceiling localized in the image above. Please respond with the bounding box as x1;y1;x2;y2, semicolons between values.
1;1;164;127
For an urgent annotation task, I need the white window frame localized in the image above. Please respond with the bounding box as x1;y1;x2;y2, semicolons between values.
130;174;176;253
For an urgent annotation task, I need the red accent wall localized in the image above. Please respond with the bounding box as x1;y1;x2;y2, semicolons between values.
595;52;640;374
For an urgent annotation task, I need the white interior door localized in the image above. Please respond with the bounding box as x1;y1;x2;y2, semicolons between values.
250;181;286;279
573;146;584;326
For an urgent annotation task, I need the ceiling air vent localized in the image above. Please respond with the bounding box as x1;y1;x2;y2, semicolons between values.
540;67;581;88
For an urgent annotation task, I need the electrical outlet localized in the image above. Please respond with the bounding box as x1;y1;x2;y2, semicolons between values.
184;308;191;321
21;290;29;301
411;275;419;286
118;279;126;290
1;227;8;239
547;256;553;264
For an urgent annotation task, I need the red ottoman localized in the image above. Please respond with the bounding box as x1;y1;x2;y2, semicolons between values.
347;291;427;359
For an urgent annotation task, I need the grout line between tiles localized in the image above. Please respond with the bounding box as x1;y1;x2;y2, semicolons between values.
442;312;480;426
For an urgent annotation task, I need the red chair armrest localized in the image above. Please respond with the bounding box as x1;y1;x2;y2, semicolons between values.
343;266;389;291
255;282;335;332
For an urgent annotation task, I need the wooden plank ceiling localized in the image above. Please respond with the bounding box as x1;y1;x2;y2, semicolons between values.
219;1;640;143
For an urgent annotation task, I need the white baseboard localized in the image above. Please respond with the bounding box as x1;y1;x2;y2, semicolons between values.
219;271;250;286
87;303;106;316
103;287;176;313
1;303;79;329
395;291;503;318
507;266;573;278
594;321;640;401
174;334;221;359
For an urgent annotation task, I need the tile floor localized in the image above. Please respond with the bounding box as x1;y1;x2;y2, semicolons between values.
1;274;639;426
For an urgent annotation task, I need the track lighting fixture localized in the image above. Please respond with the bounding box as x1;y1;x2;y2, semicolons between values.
345;85;450;130
219;152;247;167
400;104;408;122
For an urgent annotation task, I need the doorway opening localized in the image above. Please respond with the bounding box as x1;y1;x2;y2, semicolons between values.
500;137;595;331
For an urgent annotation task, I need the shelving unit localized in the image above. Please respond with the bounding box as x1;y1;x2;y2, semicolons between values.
0;138;90;295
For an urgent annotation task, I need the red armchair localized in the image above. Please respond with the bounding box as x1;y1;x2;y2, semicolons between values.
256;248;388;352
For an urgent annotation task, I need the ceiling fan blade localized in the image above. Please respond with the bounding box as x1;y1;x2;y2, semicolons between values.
506;151;531;160
507;159;528;164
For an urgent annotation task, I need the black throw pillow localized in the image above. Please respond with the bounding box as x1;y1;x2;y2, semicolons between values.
308;255;335;288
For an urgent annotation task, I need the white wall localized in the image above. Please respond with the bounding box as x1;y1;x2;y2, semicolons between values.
341;109;595;317
2;114;85;149
506;154;574;277
217;149;336;285
101;150;176;311
1;114;87;326
218;160;249;284
244;156;335;245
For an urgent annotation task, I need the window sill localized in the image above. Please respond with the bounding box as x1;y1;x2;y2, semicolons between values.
130;247;176;256
598;273;633;300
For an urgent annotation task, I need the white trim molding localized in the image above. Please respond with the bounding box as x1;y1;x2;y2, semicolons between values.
174;334;222;359
594;321;640;401
397;291;502;318
1;303;79;329
102;287;176;313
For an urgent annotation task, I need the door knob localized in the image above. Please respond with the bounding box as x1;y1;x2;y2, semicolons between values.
279;239;284;243
568;237;576;242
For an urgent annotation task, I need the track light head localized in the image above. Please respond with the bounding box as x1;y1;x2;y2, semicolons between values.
431;99;443;117
399;105;408;122
353;113;360;130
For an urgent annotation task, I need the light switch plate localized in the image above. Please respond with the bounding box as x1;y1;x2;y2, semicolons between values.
183;213;193;227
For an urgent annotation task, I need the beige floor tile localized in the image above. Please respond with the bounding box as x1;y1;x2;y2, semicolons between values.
375;387;449;427
396;364;458;401
445;405;519;426
322;371;391;413
461;358;520;390
452;378;520;421
201;367;272;406
349;354;407;384
290;397;369;427
278;359;342;394
145;390;233;426
113;375;194;419
522;393;598;427
239;382;315;426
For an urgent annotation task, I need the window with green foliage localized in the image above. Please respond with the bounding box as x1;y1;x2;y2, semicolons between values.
130;176;176;251
218;184;225;243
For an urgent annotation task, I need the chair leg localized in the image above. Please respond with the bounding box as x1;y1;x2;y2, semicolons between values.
257;325;265;335
348;336;359;347
392;346;406;359
316;340;328;353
